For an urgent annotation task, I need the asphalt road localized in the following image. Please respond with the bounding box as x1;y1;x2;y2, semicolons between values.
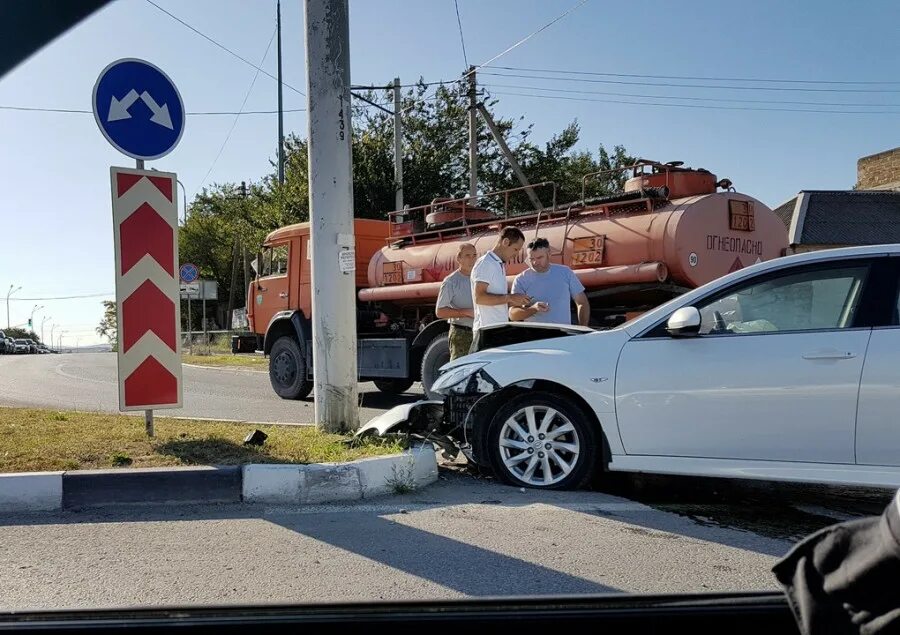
0;352;417;425
0;471;892;611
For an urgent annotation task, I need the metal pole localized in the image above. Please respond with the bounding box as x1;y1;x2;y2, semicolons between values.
467;65;478;199
202;286;208;355
393;77;403;210
277;0;285;186
41;316;50;344
187;294;193;355
177;179;188;224
50;324;55;351
477;103;543;212
136;159;156;437
305;0;358;433
6;285;20;329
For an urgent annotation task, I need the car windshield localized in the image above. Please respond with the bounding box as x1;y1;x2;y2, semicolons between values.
1;0;899;622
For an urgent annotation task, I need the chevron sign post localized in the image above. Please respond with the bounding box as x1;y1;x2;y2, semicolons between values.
110;167;182;413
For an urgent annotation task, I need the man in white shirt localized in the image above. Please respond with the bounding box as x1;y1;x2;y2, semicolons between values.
471;227;531;339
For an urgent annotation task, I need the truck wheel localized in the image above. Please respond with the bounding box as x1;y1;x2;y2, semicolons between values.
420;335;451;400
373;378;415;395
269;336;312;400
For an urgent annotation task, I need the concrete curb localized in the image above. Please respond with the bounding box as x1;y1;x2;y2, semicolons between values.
0;445;438;513
182;362;267;374
242;444;439;504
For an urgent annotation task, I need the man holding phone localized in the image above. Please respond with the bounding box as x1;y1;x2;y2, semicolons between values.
509;237;591;326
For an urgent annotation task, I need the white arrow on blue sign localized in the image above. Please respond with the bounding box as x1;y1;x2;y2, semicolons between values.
93;58;185;161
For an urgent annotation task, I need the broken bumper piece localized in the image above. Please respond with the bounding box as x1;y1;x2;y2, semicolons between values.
356;400;444;438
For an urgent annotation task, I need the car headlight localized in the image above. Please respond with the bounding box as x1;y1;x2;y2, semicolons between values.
431;362;497;396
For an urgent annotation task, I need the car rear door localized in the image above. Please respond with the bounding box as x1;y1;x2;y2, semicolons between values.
855;257;900;467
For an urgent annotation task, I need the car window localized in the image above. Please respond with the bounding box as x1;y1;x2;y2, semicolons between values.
697;265;868;335
260;244;288;277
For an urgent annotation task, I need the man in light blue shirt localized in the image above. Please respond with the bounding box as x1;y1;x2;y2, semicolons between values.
509;237;591;326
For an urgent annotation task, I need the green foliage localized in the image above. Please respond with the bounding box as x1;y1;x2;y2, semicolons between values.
178;81;633;309
95;300;117;350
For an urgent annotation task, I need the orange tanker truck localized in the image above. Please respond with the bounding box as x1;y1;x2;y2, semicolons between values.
248;160;788;400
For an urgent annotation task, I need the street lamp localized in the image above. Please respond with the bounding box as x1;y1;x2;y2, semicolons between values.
58;330;67;353
41;315;51;344
30;304;44;331
50;323;56;351
150;167;189;224
6;284;21;329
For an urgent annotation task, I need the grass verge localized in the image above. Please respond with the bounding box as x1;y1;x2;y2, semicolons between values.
0;407;405;473
181;353;268;369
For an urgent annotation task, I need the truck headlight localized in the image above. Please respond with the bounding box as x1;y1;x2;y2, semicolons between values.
431;362;498;396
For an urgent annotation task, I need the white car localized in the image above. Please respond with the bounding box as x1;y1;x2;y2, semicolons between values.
362;244;900;490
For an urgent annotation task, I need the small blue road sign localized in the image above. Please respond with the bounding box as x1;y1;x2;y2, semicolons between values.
179;263;199;284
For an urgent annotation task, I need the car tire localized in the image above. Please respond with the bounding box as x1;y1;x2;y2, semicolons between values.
373;378;415;395
269;336;312;400
420;334;451;400
486;391;598;490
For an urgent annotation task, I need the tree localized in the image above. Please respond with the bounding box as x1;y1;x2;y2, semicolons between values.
96;300;117;350
5;327;40;344
178;81;634;312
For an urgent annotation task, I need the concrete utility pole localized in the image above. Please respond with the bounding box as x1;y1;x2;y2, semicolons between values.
305;0;358;433
467;65;478;199
477;103;543;212
393;77;403;210
41;315;50;344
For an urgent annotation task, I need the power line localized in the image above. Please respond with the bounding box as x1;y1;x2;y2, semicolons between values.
9;293;113;301
472;0;590;72
0;105;306;115
482;71;900;94
488;90;900;115
483;82;900;109
453;0;469;68
484;65;900;86
144;0;305;96
197;28;277;194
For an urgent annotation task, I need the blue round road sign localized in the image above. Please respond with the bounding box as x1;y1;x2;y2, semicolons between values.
93;58;185;161
179;263;199;283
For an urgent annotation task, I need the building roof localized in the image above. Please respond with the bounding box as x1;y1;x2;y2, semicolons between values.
776;190;900;246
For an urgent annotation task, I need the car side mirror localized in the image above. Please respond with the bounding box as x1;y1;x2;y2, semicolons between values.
666;306;701;337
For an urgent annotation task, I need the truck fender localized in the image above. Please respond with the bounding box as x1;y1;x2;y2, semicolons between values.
411;319;450;351
264;311;311;357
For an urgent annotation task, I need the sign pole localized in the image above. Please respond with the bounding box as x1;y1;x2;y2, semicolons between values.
134;158;155;438
202;286;208;355
187;295;192;355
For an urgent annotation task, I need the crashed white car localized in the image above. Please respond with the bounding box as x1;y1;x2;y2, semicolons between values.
360;245;900;491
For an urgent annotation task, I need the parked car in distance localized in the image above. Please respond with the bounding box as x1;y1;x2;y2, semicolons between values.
13;338;30;354
0;331;12;354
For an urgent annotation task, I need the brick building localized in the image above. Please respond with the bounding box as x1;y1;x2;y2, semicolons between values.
857;146;900;191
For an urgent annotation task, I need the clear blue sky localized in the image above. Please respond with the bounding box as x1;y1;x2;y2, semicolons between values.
1;0;897;344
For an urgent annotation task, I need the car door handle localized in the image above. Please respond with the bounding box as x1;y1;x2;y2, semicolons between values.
802;350;856;360
279;292;288;298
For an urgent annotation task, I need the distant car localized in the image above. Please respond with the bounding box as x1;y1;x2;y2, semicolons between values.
13;339;30;354
26;339;38;354
0;331;10;354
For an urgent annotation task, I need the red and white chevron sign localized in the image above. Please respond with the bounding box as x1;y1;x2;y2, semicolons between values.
110;167;182;410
